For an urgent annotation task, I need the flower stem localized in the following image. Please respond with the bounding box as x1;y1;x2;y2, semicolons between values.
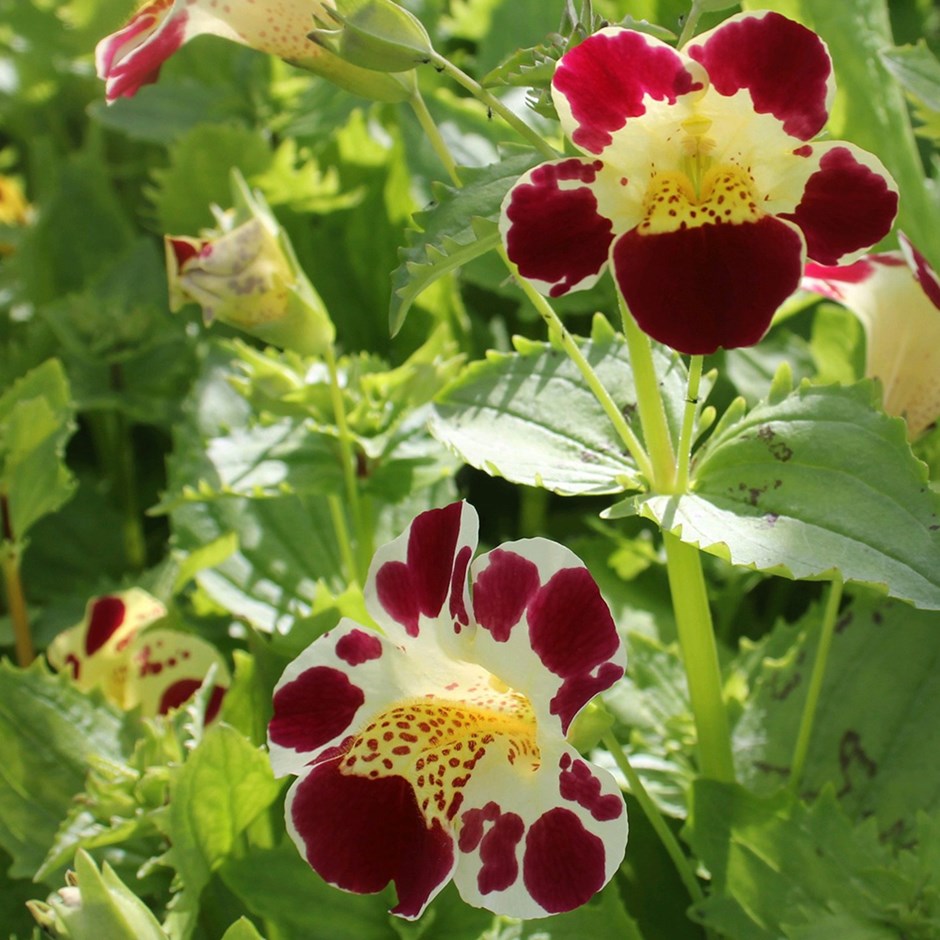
789;576;844;792
663;534;735;781
619;298;676;491
676;1;704;49
408;89;461;187
1;496;32;665
505;252;654;482
324;345;370;584
601;729;706;908
675;355;703;493
427;51;557;160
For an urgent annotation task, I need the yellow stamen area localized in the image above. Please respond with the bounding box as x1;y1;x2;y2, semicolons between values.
638;164;762;236
341;686;539;824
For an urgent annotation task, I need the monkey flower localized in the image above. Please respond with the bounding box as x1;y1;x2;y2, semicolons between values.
803;233;940;440
268;501;627;919
500;11;899;355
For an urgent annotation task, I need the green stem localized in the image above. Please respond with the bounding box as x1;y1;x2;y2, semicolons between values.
1;534;32;666
619;298;676;490
790;576;844;792
675;355;703;493
506;252;654;483
408;89;461;186
327;495;359;590
664;534;736;781
601;729;706;908
676;1;704;48
428;51;557;160
324;346;371;584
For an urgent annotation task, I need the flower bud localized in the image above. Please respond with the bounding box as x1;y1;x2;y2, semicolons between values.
166;172;335;356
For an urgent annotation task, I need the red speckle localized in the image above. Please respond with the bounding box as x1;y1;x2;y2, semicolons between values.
523;808;606;913
554;30;702;154
559;757;623;821
64;653;81;680
85;596;127;656
782;146;898;266
688;12;831;141
505;159;614;299
335;629;383;666
269;666;364;753
473;549;540;642
793;145;813;158
167;237;203;268
458;804;526;895
291;760;454;919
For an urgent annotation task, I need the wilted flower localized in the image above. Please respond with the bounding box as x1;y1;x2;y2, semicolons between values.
803;234;940;439
47;588;229;720
500;11;898;355
96;0;412;104
268;501;627;919
166;172;335;356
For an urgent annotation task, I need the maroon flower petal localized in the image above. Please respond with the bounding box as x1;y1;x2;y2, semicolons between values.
288;760;455;919
526;567;624;732
900;232;940;311
84;596;127;655
687;11;832;140
473;549;540;643
553;29;704;155
269;666;365;755
368;502;477;639
781;145;898;266
613;215;805;354
501;159;615;298
522;808;608;914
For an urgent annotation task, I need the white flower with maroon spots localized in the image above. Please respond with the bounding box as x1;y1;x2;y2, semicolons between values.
500;11;899;356
803;234;940;440
96;0;410;104
47;588;229;720
267;501;627;919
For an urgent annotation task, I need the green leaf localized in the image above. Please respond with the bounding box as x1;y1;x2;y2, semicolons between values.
389;152;541;335
164;724;283;909
0;661;127;879
519;882;642;938
637;381;940;608
148;125;274;234
220;918;267;940
219;839;395;940
685;782;939;938
734;593;940;844
0;358;76;542
430;319;694;496
880;41;940;111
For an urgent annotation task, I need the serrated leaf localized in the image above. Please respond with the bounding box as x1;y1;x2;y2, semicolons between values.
734;593;940;844
0;661;127;879
430;322;696;496
686;783;937;939
390;152;542;334
637;382;940;608
880;41;940;112
0;358;76;541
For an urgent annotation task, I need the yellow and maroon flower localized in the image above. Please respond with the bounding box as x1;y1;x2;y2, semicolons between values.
96;0;411;104
803;234;940;440
500;11;899;355
48;588;229;720
268;501;627;919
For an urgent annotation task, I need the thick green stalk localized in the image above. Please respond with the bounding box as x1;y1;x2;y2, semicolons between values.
408;89;461;186
619;299;676;490
790;576;844;791
676;1;704;48
602;729;706;908
507;254;655;482
663;533;736;781
428;52;558;160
